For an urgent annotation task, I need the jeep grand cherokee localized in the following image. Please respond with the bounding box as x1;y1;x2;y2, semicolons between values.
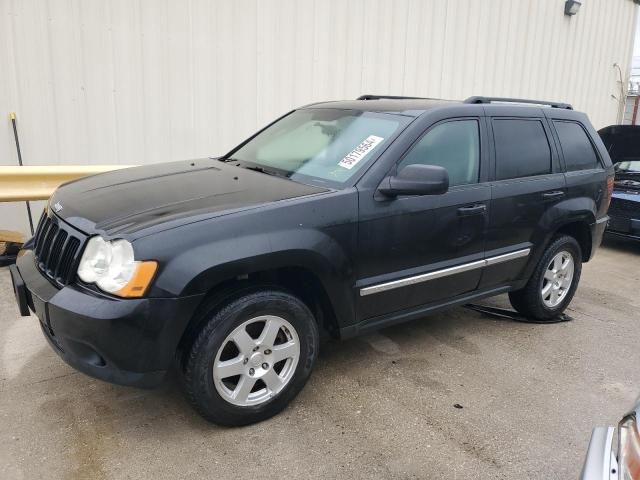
10;95;613;425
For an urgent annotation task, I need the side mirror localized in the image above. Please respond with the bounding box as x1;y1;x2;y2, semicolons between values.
378;164;449;197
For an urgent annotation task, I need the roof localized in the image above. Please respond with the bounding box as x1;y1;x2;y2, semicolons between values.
301;98;457;117
302;96;574;117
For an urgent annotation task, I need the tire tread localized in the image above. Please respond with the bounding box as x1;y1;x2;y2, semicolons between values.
183;288;318;426
509;235;582;321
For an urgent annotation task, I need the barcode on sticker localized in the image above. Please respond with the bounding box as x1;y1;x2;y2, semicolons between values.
338;135;385;170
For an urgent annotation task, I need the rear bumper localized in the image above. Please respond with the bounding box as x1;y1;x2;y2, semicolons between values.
11;251;203;388
589;216;609;260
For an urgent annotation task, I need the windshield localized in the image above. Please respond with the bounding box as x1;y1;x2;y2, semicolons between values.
615;160;640;173
227;109;408;187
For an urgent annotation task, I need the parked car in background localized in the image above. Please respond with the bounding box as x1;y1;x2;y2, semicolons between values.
581;398;640;479
0;230;24;266
10;95;613;426
599;125;640;240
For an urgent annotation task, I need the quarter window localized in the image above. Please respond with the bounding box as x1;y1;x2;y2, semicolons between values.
493;119;552;180
398;120;480;187
553;121;601;171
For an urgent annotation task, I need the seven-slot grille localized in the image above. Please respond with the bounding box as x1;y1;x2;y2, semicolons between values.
33;211;84;285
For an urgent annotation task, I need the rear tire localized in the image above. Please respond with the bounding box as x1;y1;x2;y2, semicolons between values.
183;289;319;426
509;235;582;321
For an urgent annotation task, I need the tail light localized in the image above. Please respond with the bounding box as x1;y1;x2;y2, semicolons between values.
604;175;614;212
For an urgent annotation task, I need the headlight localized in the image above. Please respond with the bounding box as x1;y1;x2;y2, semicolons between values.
77;236;157;297
619;411;640;479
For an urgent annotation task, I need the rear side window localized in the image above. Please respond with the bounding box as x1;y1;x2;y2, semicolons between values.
553;121;601;171
493;119;552;180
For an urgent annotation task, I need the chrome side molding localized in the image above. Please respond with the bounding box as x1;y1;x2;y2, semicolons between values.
359;248;530;297
360;260;486;297
484;248;531;266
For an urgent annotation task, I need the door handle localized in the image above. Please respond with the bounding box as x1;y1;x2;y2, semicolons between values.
542;191;565;200
457;204;487;216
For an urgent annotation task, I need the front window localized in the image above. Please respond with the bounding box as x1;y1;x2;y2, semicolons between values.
398;119;480;187
227;109;408;187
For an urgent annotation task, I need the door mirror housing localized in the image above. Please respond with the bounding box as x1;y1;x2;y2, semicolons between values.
378;164;449;197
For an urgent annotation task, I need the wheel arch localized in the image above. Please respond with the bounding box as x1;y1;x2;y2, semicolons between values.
175;261;350;372
539;196;596;263
555;220;592;262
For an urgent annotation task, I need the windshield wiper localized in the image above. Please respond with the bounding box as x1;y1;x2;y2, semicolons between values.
222;157;290;178
241;165;284;177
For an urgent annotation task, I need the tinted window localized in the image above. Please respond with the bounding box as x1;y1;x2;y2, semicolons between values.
553;121;600;171
398;120;480;187
231;109;406;188
493;119;551;180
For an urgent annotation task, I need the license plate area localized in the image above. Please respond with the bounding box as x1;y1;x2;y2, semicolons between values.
31;292;54;335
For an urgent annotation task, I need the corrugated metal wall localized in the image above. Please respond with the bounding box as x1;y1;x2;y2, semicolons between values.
1;0;638;233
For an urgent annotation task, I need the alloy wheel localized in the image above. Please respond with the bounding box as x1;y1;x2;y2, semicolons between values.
541;250;575;308
213;315;300;407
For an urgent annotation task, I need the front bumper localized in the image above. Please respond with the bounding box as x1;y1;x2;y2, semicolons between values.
10;251;203;388
589;216;609;260
607;192;640;240
606;216;640;240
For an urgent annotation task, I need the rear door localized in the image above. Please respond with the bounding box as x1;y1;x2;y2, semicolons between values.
551;118;609;222
479;109;566;289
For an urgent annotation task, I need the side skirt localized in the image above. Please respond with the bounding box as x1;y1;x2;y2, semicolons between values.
339;285;512;339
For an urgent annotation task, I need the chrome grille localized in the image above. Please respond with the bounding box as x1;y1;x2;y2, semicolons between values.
32;211;84;285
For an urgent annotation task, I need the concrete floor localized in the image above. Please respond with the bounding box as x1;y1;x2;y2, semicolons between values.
1;237;639;480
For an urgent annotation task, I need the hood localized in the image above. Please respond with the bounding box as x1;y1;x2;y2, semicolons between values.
598;125;640;164
50;159;328;236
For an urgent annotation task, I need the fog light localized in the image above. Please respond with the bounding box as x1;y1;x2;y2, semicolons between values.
564;0;581;16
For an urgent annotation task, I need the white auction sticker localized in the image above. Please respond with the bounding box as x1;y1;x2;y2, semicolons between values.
338;135;385;170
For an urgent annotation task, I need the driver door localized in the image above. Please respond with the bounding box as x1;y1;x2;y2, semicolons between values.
355;117;490;322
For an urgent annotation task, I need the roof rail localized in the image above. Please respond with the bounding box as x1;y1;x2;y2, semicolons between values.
464;96;573;110
357;94;437;101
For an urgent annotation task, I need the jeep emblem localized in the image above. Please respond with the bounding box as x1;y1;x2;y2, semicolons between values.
53;202;63;213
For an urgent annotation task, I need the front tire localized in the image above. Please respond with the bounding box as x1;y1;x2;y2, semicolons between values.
183;289;319;426
509;235;582;321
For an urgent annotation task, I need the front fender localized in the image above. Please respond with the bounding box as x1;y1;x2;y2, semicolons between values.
153;228;356;325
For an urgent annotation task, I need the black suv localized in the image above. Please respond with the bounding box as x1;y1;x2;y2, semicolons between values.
10;95;613;425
